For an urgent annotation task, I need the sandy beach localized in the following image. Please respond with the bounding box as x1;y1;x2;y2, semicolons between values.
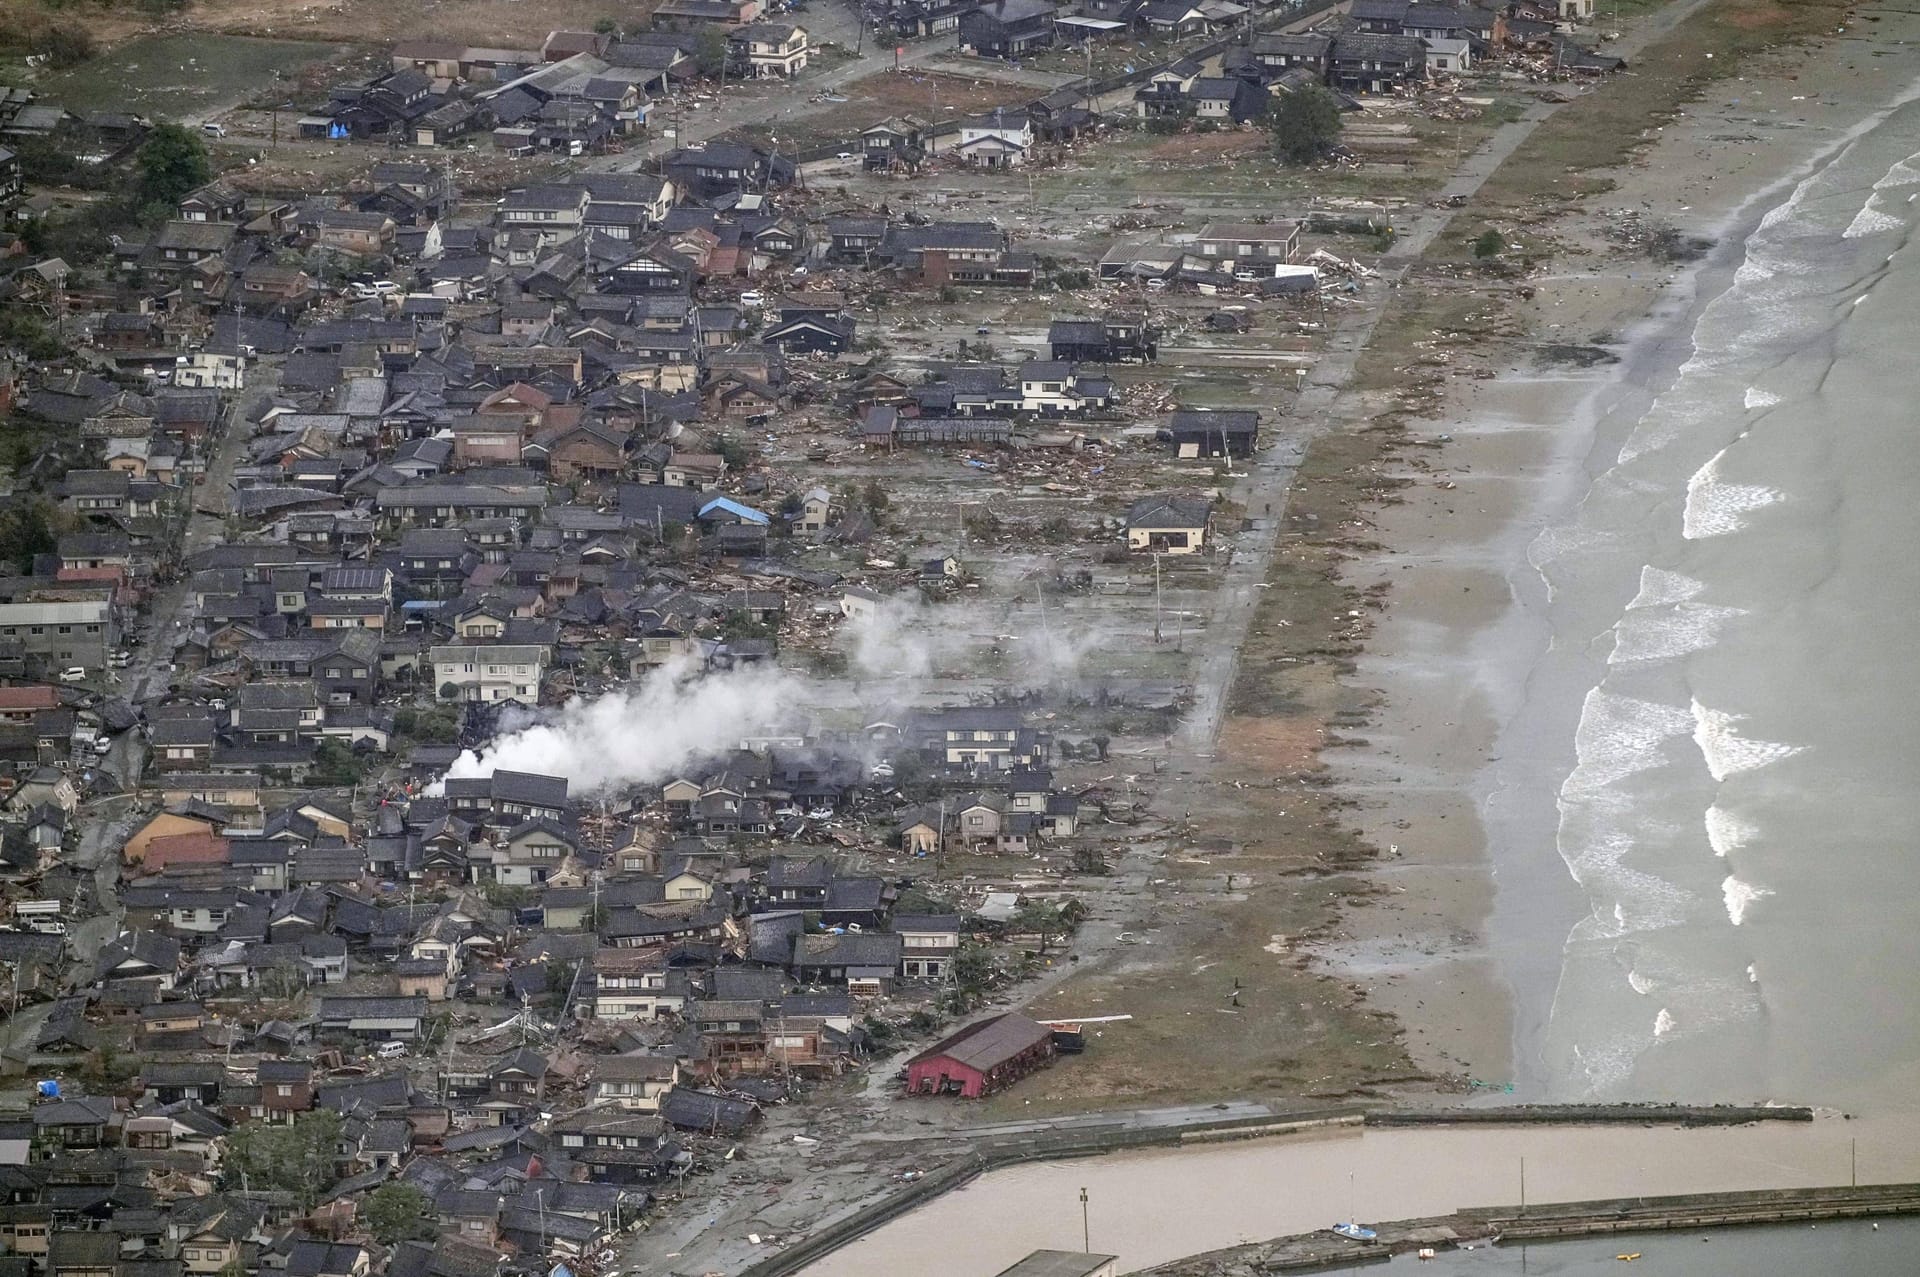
1317;4;1920;1101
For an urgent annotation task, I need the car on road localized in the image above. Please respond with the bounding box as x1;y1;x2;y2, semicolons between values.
57;667;86;683
200;122;227;137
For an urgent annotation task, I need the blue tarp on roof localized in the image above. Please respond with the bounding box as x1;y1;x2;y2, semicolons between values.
699;496;770;526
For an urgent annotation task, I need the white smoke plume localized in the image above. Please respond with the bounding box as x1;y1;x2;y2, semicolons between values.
444;657;807;792
846;594;972;680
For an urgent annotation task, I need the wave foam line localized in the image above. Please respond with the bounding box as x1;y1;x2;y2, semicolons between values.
1691;698;1805;781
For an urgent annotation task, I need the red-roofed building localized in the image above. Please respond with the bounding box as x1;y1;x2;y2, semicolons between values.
0;685;60;724
140;831;233;872
904;1012;1056;1098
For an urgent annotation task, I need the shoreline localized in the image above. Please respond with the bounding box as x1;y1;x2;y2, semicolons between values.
1314;0;1920;1101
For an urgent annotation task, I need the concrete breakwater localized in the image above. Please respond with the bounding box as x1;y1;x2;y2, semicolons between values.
1363;1103;1815;1128
737;1103;1818;1277
738;1109;1366;1277
1136;1182;1920;1274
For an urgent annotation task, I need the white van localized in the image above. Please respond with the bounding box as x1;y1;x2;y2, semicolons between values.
376;1040;409;1059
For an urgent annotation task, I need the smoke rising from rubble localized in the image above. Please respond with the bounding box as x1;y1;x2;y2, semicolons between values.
444;657;808;792
847;595;970;680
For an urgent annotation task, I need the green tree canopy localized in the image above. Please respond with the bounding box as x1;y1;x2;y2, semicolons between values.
364;1183;438;1244
223;1110;342;1209
694;25;731;76
0;499;57;573
1269;83;1344;167
136;122;213;209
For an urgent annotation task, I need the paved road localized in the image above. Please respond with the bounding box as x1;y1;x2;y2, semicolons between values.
125;360;262;706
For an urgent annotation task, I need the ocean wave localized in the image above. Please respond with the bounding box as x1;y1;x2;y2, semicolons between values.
1722;875;1774;926
1627;970;1653;995
1871;153;1920;189
1744;387;1782;410
1683;447;1786;539
1705;803;1757;858
1563;688;1696;795
1654;1007;1677;1038
1608;601;1747;666
1843;201;1904;239
1627;566;1705;610
1690;698;1805;781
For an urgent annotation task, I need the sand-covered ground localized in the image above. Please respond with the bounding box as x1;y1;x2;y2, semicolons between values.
1312;0;1920;1093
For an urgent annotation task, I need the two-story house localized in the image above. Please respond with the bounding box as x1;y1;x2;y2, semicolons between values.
728;22;811;76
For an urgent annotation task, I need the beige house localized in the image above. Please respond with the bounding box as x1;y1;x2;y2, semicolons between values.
1125;494;1213;555
729;22;811;76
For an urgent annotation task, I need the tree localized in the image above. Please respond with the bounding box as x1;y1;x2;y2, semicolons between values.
223;1110;342;1209
714;432;750;470
364;1183;438;1244
310;738;368;786
862;480;891;514
1269;83;1343;167
44;24;96;69
1071;846;1110;876
136;122;212;209
0;499;57;573
1474;228;1506;259
952;942;996;1002
694;25;731;77
1009;900;1074;955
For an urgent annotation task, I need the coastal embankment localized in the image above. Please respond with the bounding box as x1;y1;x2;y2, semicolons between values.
781;1105;1887;1276
1135;1183;1920;1275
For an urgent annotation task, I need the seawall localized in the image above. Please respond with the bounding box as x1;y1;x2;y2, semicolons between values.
1136;1182;1920;1274
734;1103;1816;1277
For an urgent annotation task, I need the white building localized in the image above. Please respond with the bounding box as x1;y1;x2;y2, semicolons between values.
173;352;246;390
430;643;548;704
955;110;1033;169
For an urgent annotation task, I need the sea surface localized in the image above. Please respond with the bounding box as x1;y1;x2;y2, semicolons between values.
1365;1217;1920;1276
1496;78;1920;1107
802;1121;1920;1275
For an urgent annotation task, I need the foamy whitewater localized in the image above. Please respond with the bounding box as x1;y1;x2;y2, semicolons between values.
1509;96;1920;1105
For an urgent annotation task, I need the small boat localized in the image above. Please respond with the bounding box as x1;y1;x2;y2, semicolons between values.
1616;1255;1642;1263
1331;1223;1378;1242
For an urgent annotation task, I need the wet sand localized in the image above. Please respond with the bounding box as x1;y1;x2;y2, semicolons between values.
1316;9;1920;1101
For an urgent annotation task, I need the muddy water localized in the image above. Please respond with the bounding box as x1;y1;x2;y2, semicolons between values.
801;1117;1920;1275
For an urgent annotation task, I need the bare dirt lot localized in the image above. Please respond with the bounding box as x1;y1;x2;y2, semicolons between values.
3;0;658;53
730;68;1043;151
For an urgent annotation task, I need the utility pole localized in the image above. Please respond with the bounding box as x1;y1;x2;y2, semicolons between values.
1079;1186;1090;1251
1152;552;1163;643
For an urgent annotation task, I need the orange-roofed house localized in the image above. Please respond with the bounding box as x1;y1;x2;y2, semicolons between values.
0;686;60;725
139;831;233;873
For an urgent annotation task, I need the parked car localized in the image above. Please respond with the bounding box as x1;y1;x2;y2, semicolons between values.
739;290;765;307
57;667;86;683
806;806;834;821
200;122;227;137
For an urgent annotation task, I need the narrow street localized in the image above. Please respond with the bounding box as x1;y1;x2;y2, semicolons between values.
123;358;264;707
